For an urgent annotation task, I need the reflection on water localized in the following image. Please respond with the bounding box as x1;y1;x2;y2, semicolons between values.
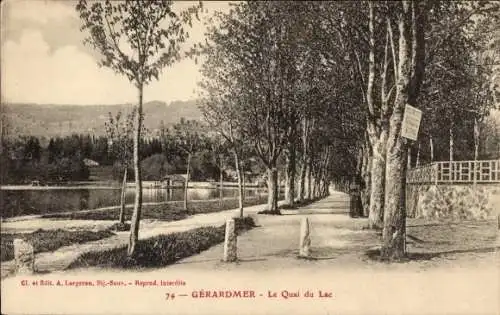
0;187;268;218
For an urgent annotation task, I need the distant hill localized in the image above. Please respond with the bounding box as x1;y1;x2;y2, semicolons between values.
1;100;203;138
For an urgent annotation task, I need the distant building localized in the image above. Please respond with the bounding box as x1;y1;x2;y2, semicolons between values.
162;174;187;186
83;158;99;167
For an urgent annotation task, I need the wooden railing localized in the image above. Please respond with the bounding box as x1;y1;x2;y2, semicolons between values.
407;160;500;184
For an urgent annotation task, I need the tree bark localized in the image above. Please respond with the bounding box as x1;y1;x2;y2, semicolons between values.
474;118;480;161
306;157;312;200
368;131;388;228
366;1;388;229
407;146;412;170
429;135;434;162
277;171;281;199
449;127;454;162
267;166;279;213
298;117;309;202
382;125;408;260
243;171;246;202
312;168;318;199
298;160;307;202
361;137;372;217
319;147;331;198
234;150;244;217
219;154;223;207
128;83;144;256
184;152;191;211
381;1;413;260
119;167;127;224
415;142;420;166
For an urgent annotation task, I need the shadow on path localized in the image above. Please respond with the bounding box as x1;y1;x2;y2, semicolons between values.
365;246;500;262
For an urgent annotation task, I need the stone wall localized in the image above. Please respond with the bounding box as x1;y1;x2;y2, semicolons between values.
407;184;499;219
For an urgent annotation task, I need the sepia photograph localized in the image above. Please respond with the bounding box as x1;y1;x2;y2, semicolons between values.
1;1;499;314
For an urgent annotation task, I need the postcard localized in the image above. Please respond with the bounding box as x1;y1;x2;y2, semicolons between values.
1;1;499;314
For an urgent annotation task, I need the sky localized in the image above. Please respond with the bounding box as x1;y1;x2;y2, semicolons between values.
1;0;233;105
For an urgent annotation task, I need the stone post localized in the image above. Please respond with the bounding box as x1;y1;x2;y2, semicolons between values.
14;239;35;275
223;219;237;262
299;217;311;258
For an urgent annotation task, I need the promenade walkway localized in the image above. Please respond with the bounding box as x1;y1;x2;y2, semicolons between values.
2;191;497;315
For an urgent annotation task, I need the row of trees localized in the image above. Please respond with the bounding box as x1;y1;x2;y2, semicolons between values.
1;135;90;183
198;1;499;260
199;2;366;215
74;0;499;258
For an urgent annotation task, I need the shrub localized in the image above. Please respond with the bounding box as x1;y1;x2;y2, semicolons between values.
109;222;131;231
1;228;115;262
68;216;256;269
41;197;266;221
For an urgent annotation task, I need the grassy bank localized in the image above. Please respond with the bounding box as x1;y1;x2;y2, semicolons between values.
365;218;498;262
1;229;115;262
68;216;256;269
41;197;268;221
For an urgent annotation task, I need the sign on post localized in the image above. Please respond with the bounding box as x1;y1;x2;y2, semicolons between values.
401;104;422;141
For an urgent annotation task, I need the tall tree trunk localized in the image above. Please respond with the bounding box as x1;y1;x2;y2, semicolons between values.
312;168;318;199
381;0;416;260
219;154;223;207
449;126;454;162
119;167;127;224
184;152;191;211
368;131;388;229
351;145;364;217
306;157;312;200
267;166;279;213
429;135;434;162
243;171;246;202
415;142;421;167
366;2;388;229
277;171;280;199
299;160;307;201
382;126;408;260
128;83;144;256
234;150;244;217
474;117;480;161
361;137;372;217
298;117;309;202
285;143;296;206
407;147;412;170
319;148;331;198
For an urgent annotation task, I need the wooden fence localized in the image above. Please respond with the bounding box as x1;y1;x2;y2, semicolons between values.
407;160;500;184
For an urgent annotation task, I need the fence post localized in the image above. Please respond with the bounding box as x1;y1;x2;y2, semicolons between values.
434;163;438;186
14;239;35;275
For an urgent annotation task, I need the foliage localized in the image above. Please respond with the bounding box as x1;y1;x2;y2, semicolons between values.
1;136;90;184
40;196;268;221
105;109;136;168
76;0;201;87
0;228;115;262
416;1;500;163
170;118;208;157
67;217;256;268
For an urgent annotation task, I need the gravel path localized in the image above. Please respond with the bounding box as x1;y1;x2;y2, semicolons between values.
2;191;497;315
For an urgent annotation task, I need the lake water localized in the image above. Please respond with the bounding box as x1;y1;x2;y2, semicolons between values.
0;186;269;218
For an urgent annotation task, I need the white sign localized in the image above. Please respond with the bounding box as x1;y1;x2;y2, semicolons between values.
401;104;422;141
